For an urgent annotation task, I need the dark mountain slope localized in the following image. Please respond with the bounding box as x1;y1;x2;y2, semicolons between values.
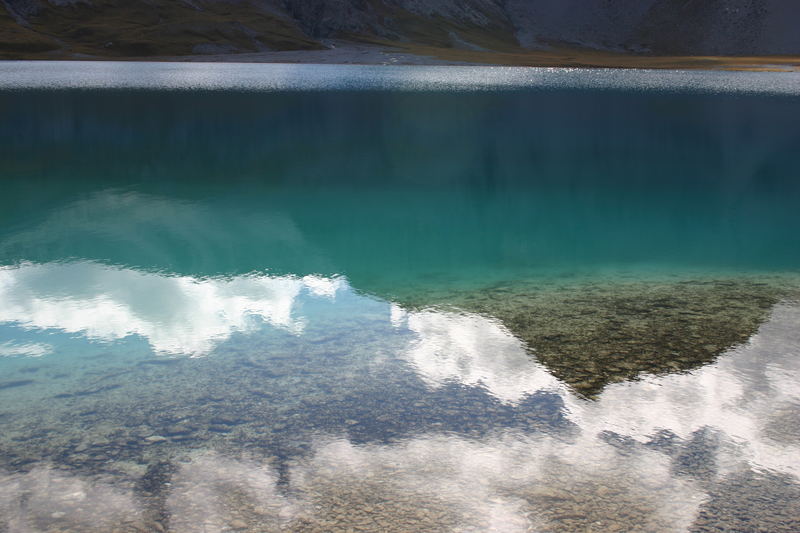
1;0;322;57
0;0;60;53
637;0;800;56
1;0;799;59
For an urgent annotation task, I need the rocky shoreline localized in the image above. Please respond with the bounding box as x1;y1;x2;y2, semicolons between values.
10;40;800;71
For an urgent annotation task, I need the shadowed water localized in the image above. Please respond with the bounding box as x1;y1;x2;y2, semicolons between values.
1;63;800;532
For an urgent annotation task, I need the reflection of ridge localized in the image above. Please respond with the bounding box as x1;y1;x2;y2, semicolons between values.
401;278;787;396
579;300;800;479
390;305;565;403
0;262;344;356
396;297;800;476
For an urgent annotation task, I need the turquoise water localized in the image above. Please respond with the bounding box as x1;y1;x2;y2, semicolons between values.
1;63;800;532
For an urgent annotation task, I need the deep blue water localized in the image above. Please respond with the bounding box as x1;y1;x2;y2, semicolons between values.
0;62;799;533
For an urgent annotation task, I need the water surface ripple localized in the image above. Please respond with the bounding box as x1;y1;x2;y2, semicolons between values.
1;61;800;94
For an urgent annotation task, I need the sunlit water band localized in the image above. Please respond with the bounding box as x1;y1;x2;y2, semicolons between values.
1;61;800;94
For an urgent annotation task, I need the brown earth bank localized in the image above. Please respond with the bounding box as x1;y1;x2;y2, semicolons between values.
386;42;800;71
4;39;800;71
1;0;799;69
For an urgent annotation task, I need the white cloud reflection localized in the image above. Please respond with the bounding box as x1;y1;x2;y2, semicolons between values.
394;299;800;479
283;433;701;533
0;432;701;532
167;453;294;533
391;305;565;403
0;466;142;531
578;301;800;478
0;341;52;358
0;262;344;356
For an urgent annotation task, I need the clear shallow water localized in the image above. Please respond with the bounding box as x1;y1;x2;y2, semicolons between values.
1;63;800;532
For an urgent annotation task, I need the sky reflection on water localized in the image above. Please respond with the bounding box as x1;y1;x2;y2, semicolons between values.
2;66;800;531
0;258;799;531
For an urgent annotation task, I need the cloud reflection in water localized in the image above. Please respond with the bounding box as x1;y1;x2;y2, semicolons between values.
396;299;800;478
391;304;566;403
0;434;702;532
0;262;344;356
0;466;142;531
0;261;799;531
0;341;52;358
